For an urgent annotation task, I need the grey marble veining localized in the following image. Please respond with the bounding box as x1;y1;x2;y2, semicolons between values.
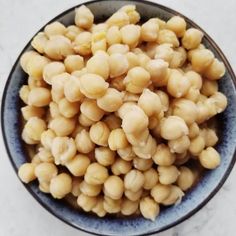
0;0;236;236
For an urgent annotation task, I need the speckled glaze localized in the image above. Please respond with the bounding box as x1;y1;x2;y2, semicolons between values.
1;0;236;235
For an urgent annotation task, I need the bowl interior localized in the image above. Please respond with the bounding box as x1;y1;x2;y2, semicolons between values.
2;0;236;235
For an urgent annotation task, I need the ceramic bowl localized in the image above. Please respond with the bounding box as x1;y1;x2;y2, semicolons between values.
2;0;236;235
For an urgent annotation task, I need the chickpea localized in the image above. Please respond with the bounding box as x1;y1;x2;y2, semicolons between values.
49;116;75;136
71;177;82;197
133;157;153;172
58;98;80;118
18;163;36;183
28;76;47;89
103;114;122;130
143;168;159;190
144;42;158;58
137;53;151;68
167;70;191;98
110;76;126;92
188;122;200;139
204;129;218;147
199;147;221;169
92;197;106;217
97;88;123;112
138;89;162;117
169;47;187;68
184;87;200;103
91;31;107;54
204;58;226;80
140;197;160;221
44;35;74;60
20;50;38;73
21;106;45;121
40;129;56;150
185;70;202;89
73;32;92;56
145;59;169;87
51;137;76;164
78;113;95;127
124;169;144;192
44;21;66;37
122;106;149;134
111;158;132;175
158;165;180;185
161;185;184;206
37;147;53;163
167;16;186;37
77;193;97;212
91;23;108;33
177;166;194;191
39;181;50;193
106;11;129;28
120;24;140;48
108;128;129;150
107;44;129;55
79;73;109;99
86;54;109;80
174;152;190;166
126;129;149;147
210;92;227;113
117;146;135;161
141;19;159;42
151;184;171;203
158;29;179;47
43;62;65;85
104;176;124;200
89;121;110;146
103;196;121;213
182;28;203;50
121;198;139;215
85;163;109;185
64;55;84;73
172;99;198;125
125;52;139;71
133;135;157;159
201;80;218;97
74;5;94;29
65;25;82;41
80;180;102;197
160;116;189;140
116;102;136;119
65;154;90;177
122;91;139;102
109;53;129;78
153;144;176;166
155;90;169;112
75;129;95;154
125;189;143;202
35;162;58;182
94;147;115;166
19;85;30;104
154;43;174;64
118;5;140;24
189;135;205;156
106;26;122;45
31;32;48;54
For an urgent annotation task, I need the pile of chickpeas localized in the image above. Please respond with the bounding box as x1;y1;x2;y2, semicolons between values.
18;4;227;221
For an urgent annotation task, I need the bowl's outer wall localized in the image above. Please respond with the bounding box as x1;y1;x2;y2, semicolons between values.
2;0;236;236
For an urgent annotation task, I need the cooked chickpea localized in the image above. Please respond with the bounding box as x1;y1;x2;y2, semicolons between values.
160;116;189;140
91;31;107;54
39;181;50;193
43;62;65;85
65;154;90;176
19;85;30;104
85;163;108;185
167;16;186;37
80;98;105;121
177;166;194;191
65;25;82;41
106;26;122;45
117;146;135;161
20;50;38;73
151;184;171;203
140;197;160;221
188;122;200;139
18;163;36;183
21;106;45;121
91;23;108;33
199;147;221;169
80;180;102;197
117;102;136;119
210;92;227;113
169;47;187;68
167;70;191;98
153;144;175;166
89;121;110;146
40;129;56;150
75;129;95;154
201;80;218;96
154;43;174;64
143;168;158;190
64;55;84;73
158;29;179;47
204;58;226;80
75;5;94;29
123;66;151;94
103;196;121;213
73;32;92;56
108;128;129;150
71;177;82;197
118;5;140;24
49;116;75;136
141;19;159;42
97;88;123;112
35;162;58;182
79;73;109;99
121;198;139;215
37;147;53;163
77;193;97;212
137;53;151;68
110;76;126;91
58;98;80;118
109;53;129;78
189;135;205;156
182;28;203;50
107;44;129;55
174;152;190;166
204;129;218;147
104;176;124;200
133;157;153;172
95;147;115;166
44;35;74;60
158;165;180;185
92;197;106;217
106;11;129;28
126;52;140;70
31;32;48;54
103;114;122;130
126;128;149;147
155;90;169;111
44;21;66;37
78;113;95;127
111;158;132;175
124;169;144;192
28;87;51;107
161;185;184;206
125;189;143;201
120;24;140;48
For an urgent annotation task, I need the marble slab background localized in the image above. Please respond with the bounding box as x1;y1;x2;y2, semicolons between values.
0;0;236;235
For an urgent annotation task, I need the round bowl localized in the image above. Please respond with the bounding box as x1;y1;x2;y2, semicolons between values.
2;0;236;235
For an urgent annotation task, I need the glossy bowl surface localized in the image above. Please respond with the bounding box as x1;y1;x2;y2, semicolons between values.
2;0;236;235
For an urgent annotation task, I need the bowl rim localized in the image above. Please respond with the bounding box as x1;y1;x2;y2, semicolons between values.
1;0;236;235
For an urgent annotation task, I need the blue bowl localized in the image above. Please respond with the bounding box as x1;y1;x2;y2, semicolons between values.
2;0;236;235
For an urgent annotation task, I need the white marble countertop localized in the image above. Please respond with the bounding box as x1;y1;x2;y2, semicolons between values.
0;0;236;235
